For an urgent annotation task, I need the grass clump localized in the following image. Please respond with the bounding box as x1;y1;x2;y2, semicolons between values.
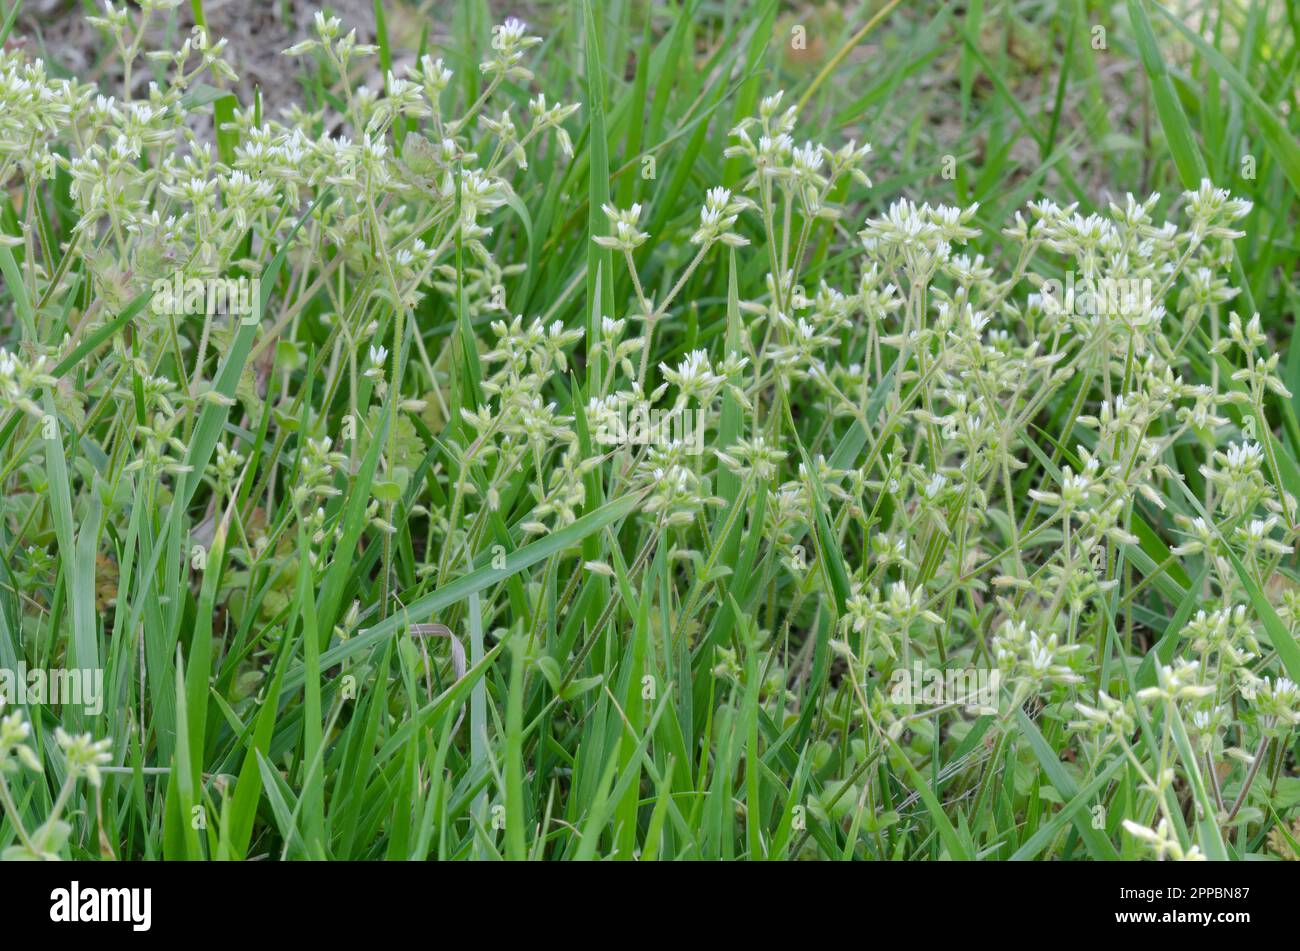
0;0;1298;861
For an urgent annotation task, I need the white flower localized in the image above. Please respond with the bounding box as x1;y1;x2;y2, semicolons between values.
1122;818;1205;861
690;186;750;247
55;728;112;787
594;203;649;252
660;349;725;403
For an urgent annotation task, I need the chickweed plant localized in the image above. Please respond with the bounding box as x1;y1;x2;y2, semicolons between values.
0;0;1297;862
